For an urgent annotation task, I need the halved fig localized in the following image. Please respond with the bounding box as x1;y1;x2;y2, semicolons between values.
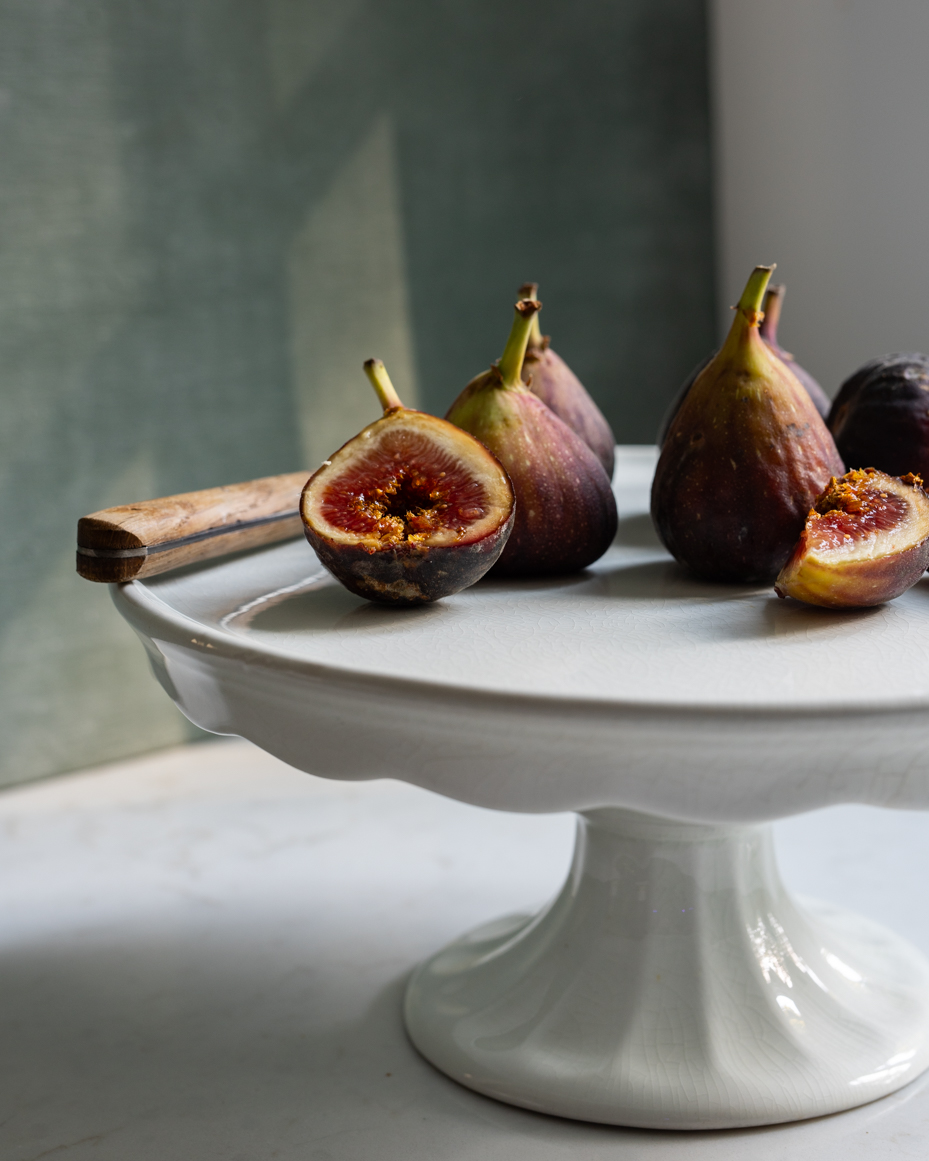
774;468;929;608
301;359;515;605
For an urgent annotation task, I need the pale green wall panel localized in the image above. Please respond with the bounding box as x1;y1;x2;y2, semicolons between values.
0;0;714;786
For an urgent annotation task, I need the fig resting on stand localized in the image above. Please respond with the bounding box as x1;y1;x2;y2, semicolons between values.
651;264;844;583
301;360;515;605
446;298;617;577
775;469;929;608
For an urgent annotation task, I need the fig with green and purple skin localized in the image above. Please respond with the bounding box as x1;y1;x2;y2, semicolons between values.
446;298;617;577
658;281;829;443
651;264;845;583
775;468;929;608
517;282;616;478
827;353;929;479
301;360;515;605
759;284;831;419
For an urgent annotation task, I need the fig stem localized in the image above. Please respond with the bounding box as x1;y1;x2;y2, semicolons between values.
518;282;545;349
497;299;542;389
717;265;775;369
760;284;785;344
735;264;775;324
363;358;404;413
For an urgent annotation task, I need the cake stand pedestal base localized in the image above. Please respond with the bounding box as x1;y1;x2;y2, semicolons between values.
405;808;929;1129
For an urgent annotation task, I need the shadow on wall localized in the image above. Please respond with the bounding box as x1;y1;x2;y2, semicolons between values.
0;0;713;784
97;0;716;467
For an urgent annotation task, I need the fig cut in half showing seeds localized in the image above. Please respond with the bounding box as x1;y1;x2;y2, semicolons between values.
774;468;929;608
301;359;515;605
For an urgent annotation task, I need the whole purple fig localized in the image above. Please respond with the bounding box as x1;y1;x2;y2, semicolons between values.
827;353;929;479
652;264;844;583
447;298;617;577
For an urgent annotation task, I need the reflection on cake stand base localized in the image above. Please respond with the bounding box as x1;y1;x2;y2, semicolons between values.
405;808;929;1129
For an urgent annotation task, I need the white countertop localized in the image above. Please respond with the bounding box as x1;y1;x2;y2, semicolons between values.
1;739;929;1158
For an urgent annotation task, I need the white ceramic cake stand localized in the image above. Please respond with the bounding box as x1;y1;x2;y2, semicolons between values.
111;446;929;1131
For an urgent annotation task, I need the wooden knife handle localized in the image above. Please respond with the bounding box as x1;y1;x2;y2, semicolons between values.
76;470;310;583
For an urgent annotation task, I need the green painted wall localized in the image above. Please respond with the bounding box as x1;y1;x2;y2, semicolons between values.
0;0;714;786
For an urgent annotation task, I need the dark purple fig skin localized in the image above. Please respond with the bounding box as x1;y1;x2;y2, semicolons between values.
522;343;616;478
827;353;929;478
653;412;843;583
447;379;617;577
652;268;844;584
304;509;515;606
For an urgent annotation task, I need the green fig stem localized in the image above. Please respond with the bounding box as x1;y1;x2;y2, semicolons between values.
518;283;544;349
760;284;785;345
735;264;775;322
363;358;404;413
497;299;541;388
718;265;775;366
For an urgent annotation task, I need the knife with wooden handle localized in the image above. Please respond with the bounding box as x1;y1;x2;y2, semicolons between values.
76;470;311;583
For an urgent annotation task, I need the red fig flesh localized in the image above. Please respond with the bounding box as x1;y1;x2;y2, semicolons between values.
775;469;929;608
652;265;845;582
301;361;515;605
446;299;617;577
518;283;616;478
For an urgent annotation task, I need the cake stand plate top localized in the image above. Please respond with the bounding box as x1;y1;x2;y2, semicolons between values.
114;447;929;822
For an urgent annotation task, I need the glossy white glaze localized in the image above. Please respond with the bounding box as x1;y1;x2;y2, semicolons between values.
110;446;929;1127
407;808;929;1128
114;446;929;823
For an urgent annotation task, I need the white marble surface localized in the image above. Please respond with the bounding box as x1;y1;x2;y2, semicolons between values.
2;739;929;1159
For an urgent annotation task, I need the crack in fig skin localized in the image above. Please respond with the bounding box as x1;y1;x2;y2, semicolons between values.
447;375;617;577
651;272;844;583
828;353;929;480
775;469;929;608
522;343;616;478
